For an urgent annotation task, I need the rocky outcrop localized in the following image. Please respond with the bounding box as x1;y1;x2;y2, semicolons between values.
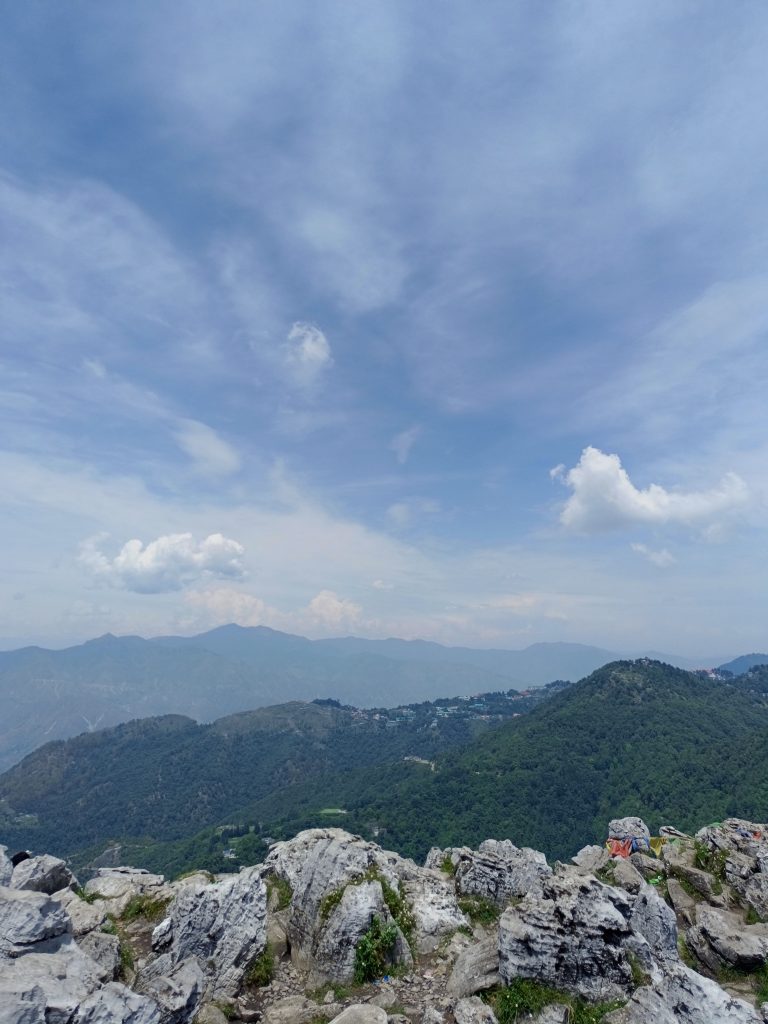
429;838;551;906
264;828;463;981
447;935;500;998
145;866;267;1001
84;867;169;916
0;880;161;1023
498;873;639;1002
11;853;76;895
603;963;762;1023
6;818;768;1023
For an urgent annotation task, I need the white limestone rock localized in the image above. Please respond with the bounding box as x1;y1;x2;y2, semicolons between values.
312;879;412;984
449;839;552;907
603;962;762;1024
453;996;498;1024
11;855;76;896
83;867;168;916
143;864;267;1000
329;1006;389;1024
265;829;463;974
608;818;651;844
54;888;108;938
696;906;768;970
447;935;500;998
0;886;71;955
498;874;638;1002
0;845;14;887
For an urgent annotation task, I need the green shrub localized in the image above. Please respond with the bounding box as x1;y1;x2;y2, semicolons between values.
267;875;293;911
440;853;456;875
245;943;275;987
354;915;398;983
319;885;345;921
694;840;727;881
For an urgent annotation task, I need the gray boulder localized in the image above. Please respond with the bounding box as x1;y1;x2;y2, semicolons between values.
0;886;71;955
78;930;121;980
443;839;551;907
329;1007;389;1024
453;996;498;1024
603;962;761;1023
73;982;161;1023
137;958;204;1023
145;865;267;1000
0;845;13;887
447;935;500;997
629;883;678;960
265;829;462;975
609;818;651;844
54;888;108;938
697;907;768;970
83;866;168;916
311;878;411;984
498;874;637;1002
571;845;609;875
11;855;76;896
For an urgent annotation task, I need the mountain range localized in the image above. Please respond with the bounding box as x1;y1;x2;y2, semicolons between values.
0;624;633;771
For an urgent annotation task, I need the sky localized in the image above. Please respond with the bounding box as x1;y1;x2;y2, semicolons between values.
2;1;767;657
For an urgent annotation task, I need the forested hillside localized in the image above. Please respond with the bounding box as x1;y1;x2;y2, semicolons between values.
0;686;544;870
5;659;767;879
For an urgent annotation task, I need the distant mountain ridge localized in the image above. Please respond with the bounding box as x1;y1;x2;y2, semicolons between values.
719;653;768;676
0;624;622;772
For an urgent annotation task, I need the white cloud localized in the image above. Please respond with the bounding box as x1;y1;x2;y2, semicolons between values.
390;425;421;465
173;419;241;476
80;532;246;593
371;579;394;590
282;322;333;387
308;589;362;630
631;543;676;568
559;447;748;533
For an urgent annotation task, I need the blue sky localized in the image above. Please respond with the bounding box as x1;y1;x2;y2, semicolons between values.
2;1;767;656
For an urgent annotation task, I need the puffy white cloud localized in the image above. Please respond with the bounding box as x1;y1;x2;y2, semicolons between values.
308;589;362;630
631;543;676;568
282;322;333;387
173;419;241;476
558;447;748;533
80;532;246;593
390;425;421;465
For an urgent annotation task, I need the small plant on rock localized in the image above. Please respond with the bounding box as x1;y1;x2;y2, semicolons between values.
267;875;293;911
244;943;275;988
121;894;171;923
458;894;500;926
353;914;398;983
